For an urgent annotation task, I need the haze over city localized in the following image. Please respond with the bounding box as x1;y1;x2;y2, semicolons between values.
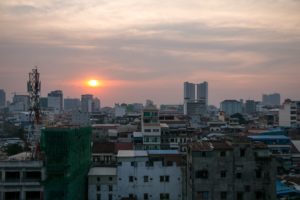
0;0;300;106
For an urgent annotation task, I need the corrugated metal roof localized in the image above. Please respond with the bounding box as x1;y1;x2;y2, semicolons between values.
147;150;180;155
248;135;290;140
88;167;117;176
117;150;148;157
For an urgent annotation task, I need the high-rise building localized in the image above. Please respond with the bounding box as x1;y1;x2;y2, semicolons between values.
9;94;29;112
0;89;6;107
40;97;48;110
184;81;208;116
220;100;243;116
81;94;93;113
47;90;63;113
92;97;101;112
245;100;257;114
197;81;208;105
184;82;195;101
64;98;81;111
262;93;280;106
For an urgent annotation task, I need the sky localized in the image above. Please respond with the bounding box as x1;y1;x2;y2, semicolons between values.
0;0;300;107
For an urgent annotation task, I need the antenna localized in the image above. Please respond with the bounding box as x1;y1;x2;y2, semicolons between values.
27;67;41;159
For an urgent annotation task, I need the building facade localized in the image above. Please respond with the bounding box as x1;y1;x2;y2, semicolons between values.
262;93;280;106
0;89;6;108
220;100;243;116
279;99;300;127
187;138;276;200
47;90;63;113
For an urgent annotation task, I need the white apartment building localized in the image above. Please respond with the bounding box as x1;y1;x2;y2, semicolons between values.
279;99;300;127
88;167;117;200
117;150;183;200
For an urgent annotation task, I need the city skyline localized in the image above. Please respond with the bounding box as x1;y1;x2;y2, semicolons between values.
0;0;300;106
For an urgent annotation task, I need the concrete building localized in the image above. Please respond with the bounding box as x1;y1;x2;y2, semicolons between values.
184;82;195;101
245;100;257;114
184;99;207;116
220;100;243;116
0;156;45;200
0;89;6;108
114;104;127;118
197;81;208;106
47;90;63;113
88;167;117;200
64;98;80;111
9;95;29;112
81;94;93;113
39;97;48;110
117;150;183;200
187;138;276;200
262;93;281;106
279;99;300;127
93;97;101;112
141;105;161;150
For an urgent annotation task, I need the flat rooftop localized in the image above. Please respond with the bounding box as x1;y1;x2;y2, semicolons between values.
88;167;117;176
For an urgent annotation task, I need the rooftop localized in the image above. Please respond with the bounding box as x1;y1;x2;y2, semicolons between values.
88;167;116;176
248;135;290;140
117;150;148;158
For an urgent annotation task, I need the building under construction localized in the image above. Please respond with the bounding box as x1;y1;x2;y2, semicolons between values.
41;127;92;200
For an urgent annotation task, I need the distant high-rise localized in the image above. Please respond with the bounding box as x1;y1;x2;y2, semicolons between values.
40;97;48;110
48;90;63;113
184;81;208;116
245;100;257;114
220;100;243;116
0;89;6;107
64;98;81;111
197;81;208;105
92;97;101;112
184;82;195;100
81;94;93;113
262;93;280;106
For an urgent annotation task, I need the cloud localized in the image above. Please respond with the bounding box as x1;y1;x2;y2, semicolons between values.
0;0;300;105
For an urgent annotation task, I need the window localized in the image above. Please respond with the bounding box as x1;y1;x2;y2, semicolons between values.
129;194;134;198
145;129;151;132
144;193;149;200
220;151;226;157
97;194;101;200
108;194;112;200
144;176;149;182
237;192;243;200
160;193;170;200
220;170;226;178
97;177;100;182
108;185;113;192
97;185;100;191
202;152;206;157
240;149;245;157
195;170;208;179
256;191;263;199
236;173;242;179
166;161;173;166
221;192;227;200
244;185;250;192
256;169;262;178
153;129;160;132
109;177;113;181
131;161;136;167
129;176;134;182
160;175;170;182
197;191;209;200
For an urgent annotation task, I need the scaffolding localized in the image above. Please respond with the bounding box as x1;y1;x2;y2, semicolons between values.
41;127;92;200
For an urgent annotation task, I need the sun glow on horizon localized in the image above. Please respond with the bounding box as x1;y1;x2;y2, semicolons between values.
87;79;100;87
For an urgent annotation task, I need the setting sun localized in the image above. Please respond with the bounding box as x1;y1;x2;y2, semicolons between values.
87;80;100;87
